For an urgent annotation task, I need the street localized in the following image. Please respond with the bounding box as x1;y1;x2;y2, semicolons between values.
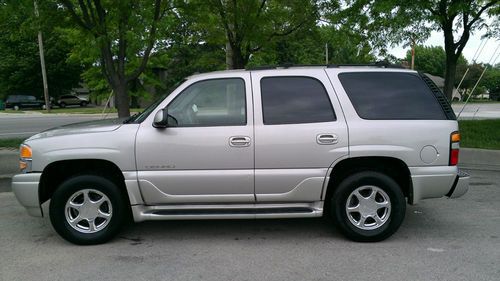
0;168;499;281
0;113;114;139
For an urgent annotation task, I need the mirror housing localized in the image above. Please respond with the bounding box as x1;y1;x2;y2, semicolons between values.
153;108;169;128
153;108;177;128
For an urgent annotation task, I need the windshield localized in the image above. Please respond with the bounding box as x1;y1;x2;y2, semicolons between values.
125;79;186;123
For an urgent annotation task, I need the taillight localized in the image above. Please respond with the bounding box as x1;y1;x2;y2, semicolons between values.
450;131;460;166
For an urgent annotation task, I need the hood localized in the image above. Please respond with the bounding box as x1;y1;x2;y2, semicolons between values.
27;118;127;140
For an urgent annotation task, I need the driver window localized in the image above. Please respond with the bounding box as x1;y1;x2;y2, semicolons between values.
168;78;246;127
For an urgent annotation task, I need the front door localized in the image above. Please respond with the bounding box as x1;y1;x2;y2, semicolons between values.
135;74;255;204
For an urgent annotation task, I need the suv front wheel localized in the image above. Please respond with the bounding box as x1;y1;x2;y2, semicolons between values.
331;171;406;242
49;175;127;245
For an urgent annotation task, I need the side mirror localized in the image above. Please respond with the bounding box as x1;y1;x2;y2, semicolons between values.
153;108;177;128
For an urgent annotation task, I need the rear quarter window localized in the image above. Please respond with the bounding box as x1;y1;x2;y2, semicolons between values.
339;72;447;120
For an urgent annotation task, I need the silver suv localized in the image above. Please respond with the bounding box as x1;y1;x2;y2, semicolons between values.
12;66;469;245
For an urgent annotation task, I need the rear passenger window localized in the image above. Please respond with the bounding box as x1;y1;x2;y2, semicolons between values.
261;77;336;125
339;72;446;120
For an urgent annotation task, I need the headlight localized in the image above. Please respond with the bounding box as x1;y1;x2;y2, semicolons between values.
19;144;32;173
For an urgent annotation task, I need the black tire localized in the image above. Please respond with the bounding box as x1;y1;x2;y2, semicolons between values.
80;101;88;107
331;171;406;242
49;175;127;245
59;102;66;108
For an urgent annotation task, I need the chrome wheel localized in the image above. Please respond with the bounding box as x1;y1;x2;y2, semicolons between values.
345;185;391;230
64;189;113;234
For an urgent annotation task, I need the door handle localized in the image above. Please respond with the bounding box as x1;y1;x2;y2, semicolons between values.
316;134;338;145
229;136;251;147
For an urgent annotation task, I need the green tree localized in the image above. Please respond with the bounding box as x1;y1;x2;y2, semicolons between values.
482;64;500;96
59;0;172;117
0;0;81;100
186;0;320;69
248;25;375;66
405;45;467;78
331;0;499;101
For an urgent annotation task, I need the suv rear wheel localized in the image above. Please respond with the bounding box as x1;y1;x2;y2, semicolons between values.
331;171;405;242
49;175;126;245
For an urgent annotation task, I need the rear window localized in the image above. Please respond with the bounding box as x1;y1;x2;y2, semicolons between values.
261;76;336;125
338;72;446;120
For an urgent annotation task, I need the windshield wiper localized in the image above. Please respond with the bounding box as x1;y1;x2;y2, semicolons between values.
123;112;140;124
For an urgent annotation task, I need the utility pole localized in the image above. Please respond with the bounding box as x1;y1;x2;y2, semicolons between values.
34;0;50;112
410;37;415;70
325;43;329;65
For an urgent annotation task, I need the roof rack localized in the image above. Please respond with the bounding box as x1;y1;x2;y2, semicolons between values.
327;61;405;69
245;61;405;71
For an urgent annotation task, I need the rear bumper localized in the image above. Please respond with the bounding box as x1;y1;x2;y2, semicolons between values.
409;166;469;204
447;170;470;199
11;173;42;217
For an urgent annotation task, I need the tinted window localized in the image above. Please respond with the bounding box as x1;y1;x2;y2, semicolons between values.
339;72;446;120
168;78;246;127
261;77;336;125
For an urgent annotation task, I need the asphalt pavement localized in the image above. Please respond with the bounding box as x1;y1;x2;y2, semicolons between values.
0;149;499;280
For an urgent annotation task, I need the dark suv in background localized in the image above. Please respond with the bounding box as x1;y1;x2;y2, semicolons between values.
5;95;46;110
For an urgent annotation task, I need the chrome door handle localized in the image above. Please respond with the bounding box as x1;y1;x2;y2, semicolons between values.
316;134;338;145
229;136;251;147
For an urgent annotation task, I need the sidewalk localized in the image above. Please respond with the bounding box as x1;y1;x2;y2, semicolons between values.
0;148;498;179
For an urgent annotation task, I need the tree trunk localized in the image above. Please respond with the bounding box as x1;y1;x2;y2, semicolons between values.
114;81;130;118
443;56;457;101
225;42;233;70
229;43;246;69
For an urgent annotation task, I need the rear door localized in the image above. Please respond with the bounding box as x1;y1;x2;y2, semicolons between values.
251;69;348;202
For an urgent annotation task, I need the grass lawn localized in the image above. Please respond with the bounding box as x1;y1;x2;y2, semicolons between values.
459;119;500;150
0;138;24;149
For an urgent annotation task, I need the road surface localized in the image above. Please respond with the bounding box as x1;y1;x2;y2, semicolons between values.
0;167;498;281
0;113;115;139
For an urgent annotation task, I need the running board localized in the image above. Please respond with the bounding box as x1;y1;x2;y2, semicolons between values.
131;202;324;222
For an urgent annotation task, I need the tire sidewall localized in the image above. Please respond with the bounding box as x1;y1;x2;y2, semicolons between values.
331;171;406;242
49;175;126;245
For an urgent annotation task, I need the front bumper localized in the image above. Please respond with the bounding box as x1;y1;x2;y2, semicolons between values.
11;173;42;217
447;170;470;199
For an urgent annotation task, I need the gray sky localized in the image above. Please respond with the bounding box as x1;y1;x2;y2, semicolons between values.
389;30;500;64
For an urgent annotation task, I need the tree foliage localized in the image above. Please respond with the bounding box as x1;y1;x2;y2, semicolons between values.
0;0;81;100
185;0;321;69
59;0;173;117
331;0;499;100
405;45;467;78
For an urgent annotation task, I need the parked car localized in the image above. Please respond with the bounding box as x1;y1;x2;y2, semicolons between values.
5;95;47;110
12;65;469;245
57;94;88;108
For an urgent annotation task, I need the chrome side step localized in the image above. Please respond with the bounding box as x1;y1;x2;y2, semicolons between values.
131;202;324;222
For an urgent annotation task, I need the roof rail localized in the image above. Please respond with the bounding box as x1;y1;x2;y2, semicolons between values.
245;61;405;71
327;61;405;69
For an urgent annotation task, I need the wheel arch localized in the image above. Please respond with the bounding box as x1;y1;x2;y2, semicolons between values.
39;159;131;207
323;156;412;210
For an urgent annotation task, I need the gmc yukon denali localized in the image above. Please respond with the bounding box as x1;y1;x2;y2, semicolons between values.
12;66;470;244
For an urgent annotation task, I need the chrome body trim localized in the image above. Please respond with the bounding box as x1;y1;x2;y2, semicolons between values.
132;201;324;222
